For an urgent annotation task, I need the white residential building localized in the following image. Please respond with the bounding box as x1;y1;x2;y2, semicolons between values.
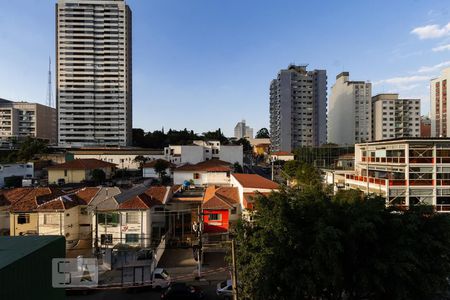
164;141;243;166
328;72;372;145
56;0;132;147
372;94;421;140
431;67;450;137
173;160;231;186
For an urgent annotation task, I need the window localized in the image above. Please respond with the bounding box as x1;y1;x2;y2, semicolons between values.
125;234;139;243
193;173;200;179
209;214;222;221
126;212;139;224
101;234;113;245
98;212;120;225
17;214;30;224
44;214;59;225
64;170;68;176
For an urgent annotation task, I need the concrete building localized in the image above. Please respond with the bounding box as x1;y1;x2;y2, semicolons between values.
270;64;327;152
173;159;232;186
372;94;420;140
0;163;34;188
234;120;253;139
344;138;450;211
164;141;243;166
56;0;132;147
328;72;372;145
47;158;116;184
431;67;450;137
0;98;56;144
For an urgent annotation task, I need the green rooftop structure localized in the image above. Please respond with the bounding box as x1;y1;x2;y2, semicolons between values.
0;236;66;300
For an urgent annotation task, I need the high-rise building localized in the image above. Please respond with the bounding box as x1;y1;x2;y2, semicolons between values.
269;65;327;152
0;98;57;144
420;115;431;137
328;72;372;145
56;0;132;147
431;67;450;137
234;120;253;139
372;94;421;140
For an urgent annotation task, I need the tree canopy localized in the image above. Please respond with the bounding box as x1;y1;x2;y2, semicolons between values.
153;159;171;179
255;128;270;138
234;187;450;300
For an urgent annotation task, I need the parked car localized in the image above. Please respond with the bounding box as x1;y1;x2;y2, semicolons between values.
216;279;233;299
161;283;204;299
151;268;171;289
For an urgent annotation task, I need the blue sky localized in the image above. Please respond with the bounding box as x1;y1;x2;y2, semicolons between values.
0;0;449;136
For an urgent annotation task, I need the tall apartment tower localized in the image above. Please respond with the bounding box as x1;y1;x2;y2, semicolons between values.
372;94;421;140
270;65;327;152
234;120;253;139
56;0;132;147
328;72;372;145
431;67;450;137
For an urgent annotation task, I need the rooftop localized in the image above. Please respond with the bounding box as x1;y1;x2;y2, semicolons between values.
48;158;116;170
232;174;279;190
175;159;231;172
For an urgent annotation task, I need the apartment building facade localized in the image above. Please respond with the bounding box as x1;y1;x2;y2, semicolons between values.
431;67;450;137
270;64;327;152
372;94;420;140
345;139;450;211
0;99;57;144
328;72;372;145
56;0;132;147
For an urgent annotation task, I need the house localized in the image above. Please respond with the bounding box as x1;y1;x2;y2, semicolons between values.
270;151;295;162
247;138;271;156
230;174;279;218
93;186;171;248
9;187;67;236
70;148;164;170
0;163;34;187
47;158;116;184
0;188;33;235
335;153;355;170
36;187;100;248
173;160;232;186
202;186;240;234
164;140;243;166
142;159;175;179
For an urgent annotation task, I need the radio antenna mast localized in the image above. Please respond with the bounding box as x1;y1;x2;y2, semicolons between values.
46;57;53;107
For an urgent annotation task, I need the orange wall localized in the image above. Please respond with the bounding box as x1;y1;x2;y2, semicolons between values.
203;209;229;233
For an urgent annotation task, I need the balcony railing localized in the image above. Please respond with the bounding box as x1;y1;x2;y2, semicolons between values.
345;174;386;185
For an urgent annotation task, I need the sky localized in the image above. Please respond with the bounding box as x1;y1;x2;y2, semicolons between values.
0;0;449;137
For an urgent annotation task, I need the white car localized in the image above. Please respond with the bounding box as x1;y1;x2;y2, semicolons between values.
216;279;233;299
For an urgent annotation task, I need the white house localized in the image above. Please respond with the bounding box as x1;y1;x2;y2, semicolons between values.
142;159;175;179
164;141;243;166
270;151;295;162
93;186;171;248
173;160;232;186
0;163;34;187
230;174;279;218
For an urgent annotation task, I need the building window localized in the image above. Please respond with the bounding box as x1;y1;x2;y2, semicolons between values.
64;170;68;176
125;234;139;243
101;234;113;245
44;214;59;225
209;213;222;221
17;214;30;224
193;173;200;179
126;212;139;224
98;212;120;226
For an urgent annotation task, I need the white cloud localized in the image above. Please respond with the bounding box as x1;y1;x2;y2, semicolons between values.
432;44;450;52
374;75;430;86
411;22;450;39
417;60;450;73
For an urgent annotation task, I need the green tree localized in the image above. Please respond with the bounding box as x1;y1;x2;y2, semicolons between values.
202;128;229;144
133;155;149;170
16;137;49;162
234;138;252;153
91;169;106;183
235;187;450;300
233;162;244;173
255;128;270;138
153;159;171;180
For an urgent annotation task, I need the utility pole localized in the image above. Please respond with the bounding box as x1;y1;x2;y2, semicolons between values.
271;158;274;181
231;239;239;300
94;207;99;256
196;205;203;279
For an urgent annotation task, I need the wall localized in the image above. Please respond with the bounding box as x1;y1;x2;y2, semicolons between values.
143;167;171;179
73;153;164;170
219;145;243;165
203;209;229;233
203;172;230;185
180;146;205;164
0;163;34;187
10;212;39;236
48;169;86;184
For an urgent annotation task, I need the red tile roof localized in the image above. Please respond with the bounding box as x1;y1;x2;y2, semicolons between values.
142;159;176;169
271;151;293;156
203;186;239;210
0;188;34;207
119;186;166;210
10;187;67;212
176;160;231;172
48;159;116;170
232;174;279;189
